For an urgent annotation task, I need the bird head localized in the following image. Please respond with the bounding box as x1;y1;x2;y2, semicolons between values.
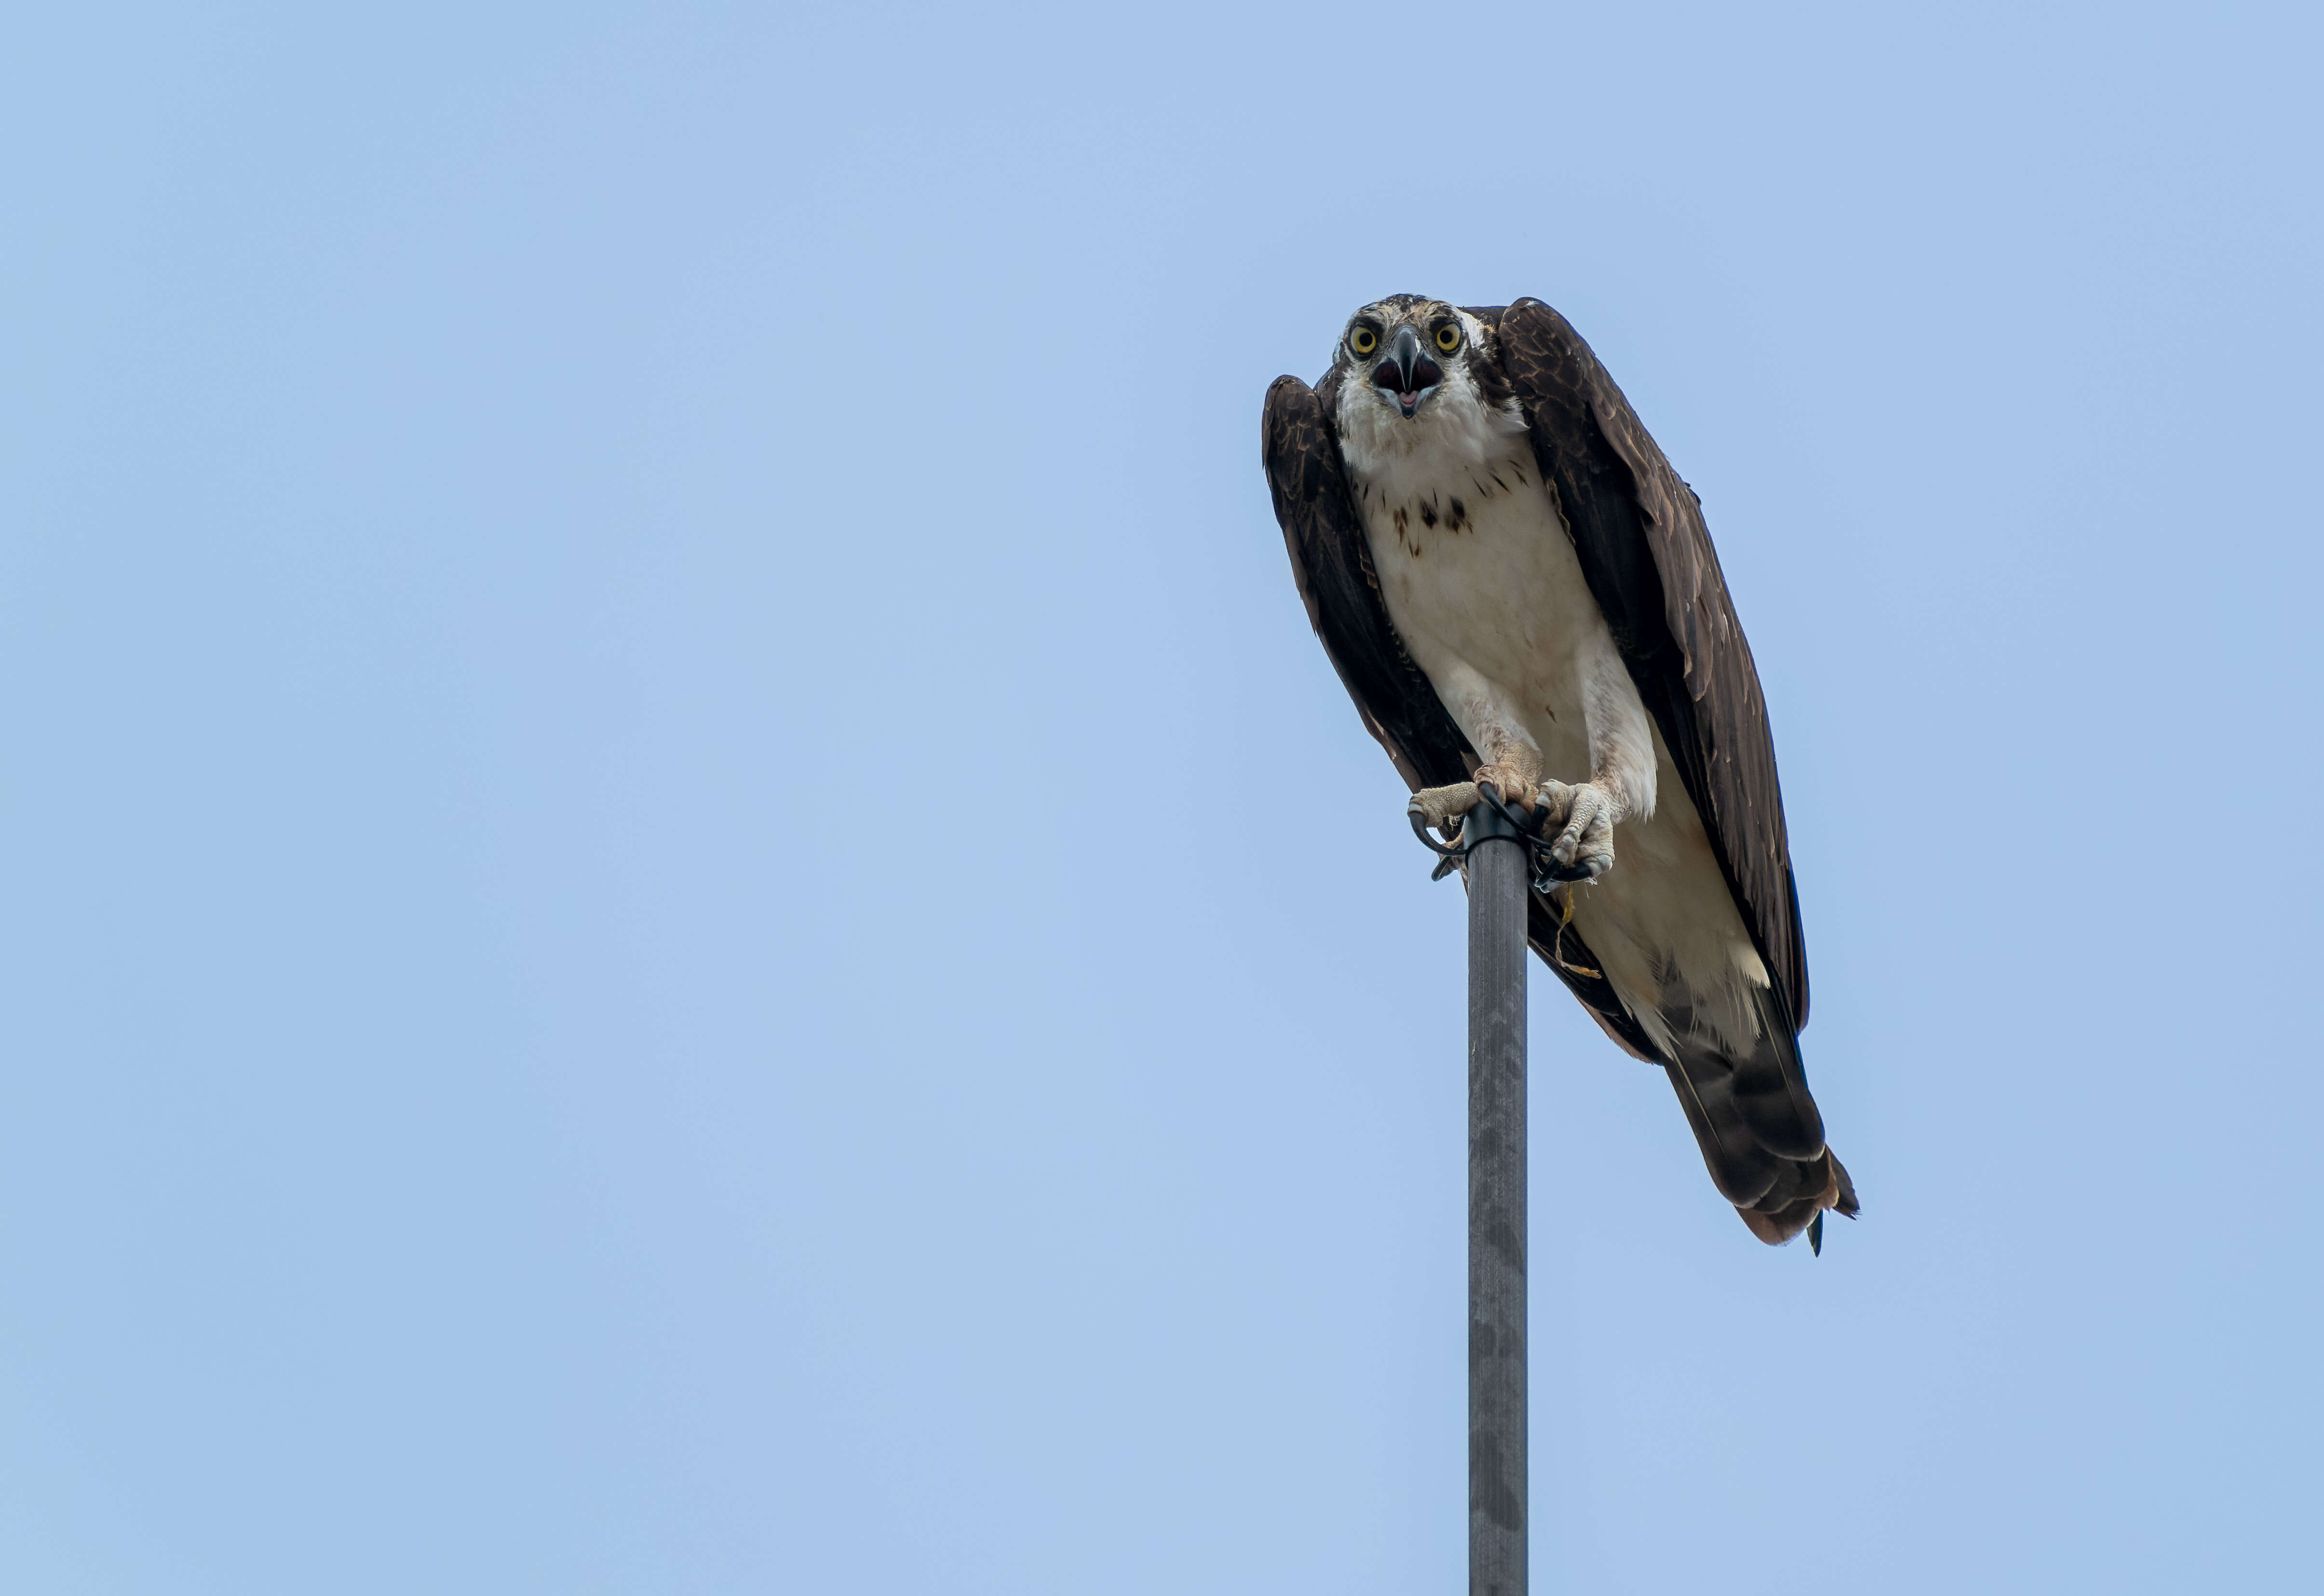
1337;295;1476;420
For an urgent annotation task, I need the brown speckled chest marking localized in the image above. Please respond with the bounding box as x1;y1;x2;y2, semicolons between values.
1372;459;1529;558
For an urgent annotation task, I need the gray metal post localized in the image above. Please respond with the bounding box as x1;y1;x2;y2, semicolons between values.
1465;800;1528;1596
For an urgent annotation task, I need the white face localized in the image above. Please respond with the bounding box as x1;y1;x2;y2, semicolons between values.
1341;299;1472;419
1331;303;1525;482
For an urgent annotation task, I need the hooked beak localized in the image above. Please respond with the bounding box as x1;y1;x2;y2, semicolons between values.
1372;325;1444;418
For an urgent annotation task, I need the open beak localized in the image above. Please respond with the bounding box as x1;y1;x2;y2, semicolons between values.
1372;325;1444;419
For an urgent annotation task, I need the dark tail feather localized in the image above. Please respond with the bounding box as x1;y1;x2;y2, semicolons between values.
1735;1149;1859;1247
1530;912;1857;1248
1727;983;1824;1159
1663;1054;1782;1206
1661;989;1856;1247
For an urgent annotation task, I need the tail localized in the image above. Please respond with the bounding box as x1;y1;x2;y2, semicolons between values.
1660;982;1858;1249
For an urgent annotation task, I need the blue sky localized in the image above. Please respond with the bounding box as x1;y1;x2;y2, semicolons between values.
4;3;2319;1590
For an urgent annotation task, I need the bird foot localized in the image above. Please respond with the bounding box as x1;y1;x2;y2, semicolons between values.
1407;780;1481;834
1536;779;1618;880
1471;764;1540;812
1407;765;1538;835
1410;762;1554;833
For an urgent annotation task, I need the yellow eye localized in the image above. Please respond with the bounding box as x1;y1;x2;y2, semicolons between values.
1349;326;1378;357
1434;323;1461;352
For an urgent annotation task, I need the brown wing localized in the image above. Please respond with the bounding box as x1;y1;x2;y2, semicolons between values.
1483;299;1811;1031
1260;368;1471;793
1261;366;1662;1061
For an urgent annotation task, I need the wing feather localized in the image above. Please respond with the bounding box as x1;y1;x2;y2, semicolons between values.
1260;371;1469;793
1484;299;1811;1030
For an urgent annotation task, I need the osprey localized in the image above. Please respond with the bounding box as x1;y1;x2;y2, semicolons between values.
1262;296;1856;1247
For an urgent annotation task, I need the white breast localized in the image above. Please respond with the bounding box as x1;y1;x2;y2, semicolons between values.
1336;375;1608;783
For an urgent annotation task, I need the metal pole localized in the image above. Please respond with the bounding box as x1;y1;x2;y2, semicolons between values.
1465;799;1527;1596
